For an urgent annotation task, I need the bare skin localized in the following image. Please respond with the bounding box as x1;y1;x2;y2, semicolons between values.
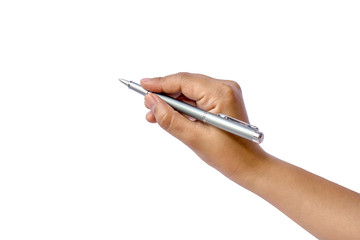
141;72;360;240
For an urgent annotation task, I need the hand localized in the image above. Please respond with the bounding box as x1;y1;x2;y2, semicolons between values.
141;72;268;180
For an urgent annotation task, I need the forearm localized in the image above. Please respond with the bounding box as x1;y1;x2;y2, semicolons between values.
233;153;360;240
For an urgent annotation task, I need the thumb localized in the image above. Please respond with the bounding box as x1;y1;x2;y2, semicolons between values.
144;93;201;146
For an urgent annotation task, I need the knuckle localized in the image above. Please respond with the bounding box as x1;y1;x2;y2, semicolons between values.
221;81;242;99
228;80;242;92
222;84;236;98
174;72;190;82
152;76;162;82
160;72;190;86
175;71;190;77
156;76;165;83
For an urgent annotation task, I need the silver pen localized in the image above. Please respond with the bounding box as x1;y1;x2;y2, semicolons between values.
119;79;264;143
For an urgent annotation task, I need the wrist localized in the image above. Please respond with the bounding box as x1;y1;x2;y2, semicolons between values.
228;145;272;189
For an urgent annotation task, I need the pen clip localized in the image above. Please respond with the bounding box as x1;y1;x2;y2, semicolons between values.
217;113;259;131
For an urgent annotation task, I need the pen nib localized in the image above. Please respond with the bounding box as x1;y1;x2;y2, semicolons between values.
119;78;130;87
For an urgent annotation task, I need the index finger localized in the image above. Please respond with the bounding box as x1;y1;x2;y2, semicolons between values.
140;72;217;102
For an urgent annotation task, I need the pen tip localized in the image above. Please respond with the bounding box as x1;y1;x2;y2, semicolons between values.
118;78;129;86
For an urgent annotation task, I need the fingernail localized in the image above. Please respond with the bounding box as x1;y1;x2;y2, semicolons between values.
145;93;157;112
140;78;152;84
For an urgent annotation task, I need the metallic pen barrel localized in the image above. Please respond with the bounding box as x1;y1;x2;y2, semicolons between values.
204;113;264;143
119;79;264;143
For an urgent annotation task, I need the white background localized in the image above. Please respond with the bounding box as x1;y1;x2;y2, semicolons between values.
0;1;359;239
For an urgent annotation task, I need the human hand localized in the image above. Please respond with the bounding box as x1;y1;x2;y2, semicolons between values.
141;72;268;181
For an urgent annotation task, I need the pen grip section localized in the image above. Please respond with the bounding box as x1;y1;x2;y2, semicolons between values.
155;94;207;121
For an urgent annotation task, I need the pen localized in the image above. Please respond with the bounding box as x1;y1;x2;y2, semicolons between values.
119;79;264;143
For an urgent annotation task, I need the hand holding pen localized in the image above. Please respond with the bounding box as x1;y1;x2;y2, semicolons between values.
121;72;267;178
